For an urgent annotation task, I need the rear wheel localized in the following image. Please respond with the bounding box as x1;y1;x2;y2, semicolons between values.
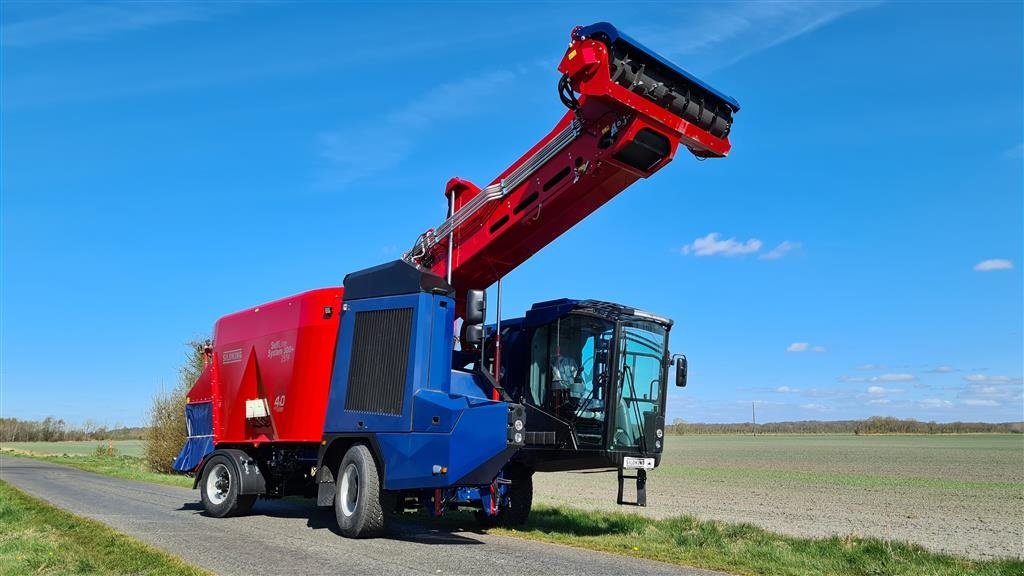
200;454;255;517
334;444;389;538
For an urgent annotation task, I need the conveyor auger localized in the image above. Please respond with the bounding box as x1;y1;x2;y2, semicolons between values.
404;22;740;312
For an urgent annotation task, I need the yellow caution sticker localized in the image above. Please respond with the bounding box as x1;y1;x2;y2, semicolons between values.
568;49;577;60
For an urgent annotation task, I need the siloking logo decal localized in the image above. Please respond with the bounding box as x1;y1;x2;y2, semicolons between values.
268;340;295;363
222;349;243;365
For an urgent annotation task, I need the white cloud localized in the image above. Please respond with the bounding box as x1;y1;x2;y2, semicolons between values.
800;403;831;411
682;233;762;257
787;342;826;353
962;399;999;407
927;365;959;374
841;373;915;384
858;364;886;371
964;374;1022;385
867;385;903;396
973;259;1013;271
867;398;891;405
758;241;801;260
776;386;797;393
919;399;953;409
874;373;916;383
1;3;233;47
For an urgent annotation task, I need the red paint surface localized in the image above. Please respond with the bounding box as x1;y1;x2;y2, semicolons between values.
187;288;343;444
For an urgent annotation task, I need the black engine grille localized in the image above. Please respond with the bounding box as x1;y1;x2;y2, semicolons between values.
344;307;413;415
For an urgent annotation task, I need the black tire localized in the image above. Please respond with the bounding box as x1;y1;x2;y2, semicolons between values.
199;454;254;518
334;444;389;538
476;467;533;528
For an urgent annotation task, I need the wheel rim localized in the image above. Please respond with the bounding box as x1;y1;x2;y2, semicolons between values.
206;463;230;505
339;463;359;518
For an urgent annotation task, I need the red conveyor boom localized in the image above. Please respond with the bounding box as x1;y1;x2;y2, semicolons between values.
404;25;737;312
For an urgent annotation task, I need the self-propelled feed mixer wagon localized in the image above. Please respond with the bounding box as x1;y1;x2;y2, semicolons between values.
174;22;739;537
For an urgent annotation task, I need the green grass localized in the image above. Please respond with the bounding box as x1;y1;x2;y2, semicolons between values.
477;506;1023;576
0;480;207;575
1;440;145;457
0;449;191;489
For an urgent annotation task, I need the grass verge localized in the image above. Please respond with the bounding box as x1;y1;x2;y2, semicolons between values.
0;448;191;488
478;506;1024;576
0;480;207;575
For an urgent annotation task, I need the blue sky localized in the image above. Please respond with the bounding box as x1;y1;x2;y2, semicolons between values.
2;1;1021;427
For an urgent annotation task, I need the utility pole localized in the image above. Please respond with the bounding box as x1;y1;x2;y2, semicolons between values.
752;402;757;436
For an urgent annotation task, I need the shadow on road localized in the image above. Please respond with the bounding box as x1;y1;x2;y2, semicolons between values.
178;496;486;545
176;497;638;540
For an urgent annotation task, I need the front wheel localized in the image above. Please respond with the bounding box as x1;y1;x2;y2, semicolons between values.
334;444;389;538
199;454;256;518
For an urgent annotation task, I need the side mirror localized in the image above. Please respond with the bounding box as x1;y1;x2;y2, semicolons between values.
465;289;486;325
463;324;484;347
674;355;688;387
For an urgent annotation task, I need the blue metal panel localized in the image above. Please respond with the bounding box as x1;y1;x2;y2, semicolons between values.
448;370;489;399
173;402;214;472
426;294;454;394
323;292;453;434
574;22;741;112
376;394;509;490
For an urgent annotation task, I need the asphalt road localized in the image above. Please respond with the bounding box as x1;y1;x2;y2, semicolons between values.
0;456;721;576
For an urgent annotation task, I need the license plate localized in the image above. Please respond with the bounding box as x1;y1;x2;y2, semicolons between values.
622;457;655;470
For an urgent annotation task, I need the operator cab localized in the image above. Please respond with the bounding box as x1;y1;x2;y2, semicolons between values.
489;299;674;473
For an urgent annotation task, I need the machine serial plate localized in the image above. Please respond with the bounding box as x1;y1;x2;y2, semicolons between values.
622;457;655;470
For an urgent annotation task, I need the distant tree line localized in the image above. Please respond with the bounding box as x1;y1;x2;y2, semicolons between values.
0;417;146;442
667;416;1023;435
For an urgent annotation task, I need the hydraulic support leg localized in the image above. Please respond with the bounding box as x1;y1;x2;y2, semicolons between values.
616;468;647;506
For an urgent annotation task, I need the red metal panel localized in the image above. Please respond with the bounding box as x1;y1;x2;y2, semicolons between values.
185;288;343;445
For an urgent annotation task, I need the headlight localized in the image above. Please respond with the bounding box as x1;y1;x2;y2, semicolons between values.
655;429;663;438
514;419;524;431
655;440;662;449
514;432;524;444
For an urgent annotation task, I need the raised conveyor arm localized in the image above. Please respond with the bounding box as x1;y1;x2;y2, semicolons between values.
404;22;740;312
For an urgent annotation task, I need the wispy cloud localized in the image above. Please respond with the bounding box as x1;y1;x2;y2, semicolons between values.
787;342;826;353
759;241;801;260
919;398;952;409
926;365;959;374
1005;143;1023;159
962;399;999;407
963;374;1022;385
634;1;881;73
681;233;801;259
320;69;521;188
681;233;762;257
874;373;916;383
1;3;234;47
973;259;1014;272
839;373;916;384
